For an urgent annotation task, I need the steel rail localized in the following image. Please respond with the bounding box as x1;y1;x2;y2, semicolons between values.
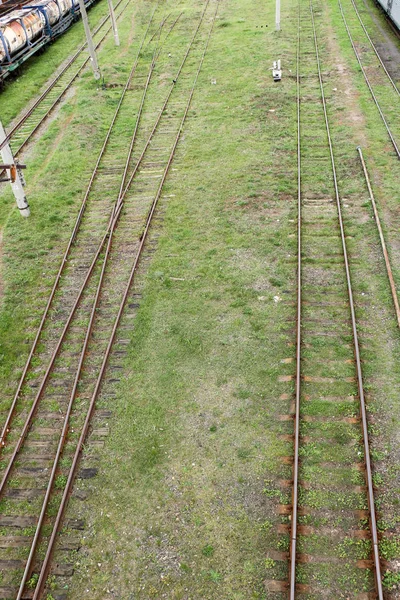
119;1;211;201
4;0;204;460
147;10;173;44
3;4;209;591
349;0;400;97
310;1;384;597
0;6;170;470
12;21;167;598
14;203;125;600
289;1;302;597
11;0;132;156
112;10;183;217
32;4;219;597
16;5;207;588
13;10;192;590
338;0;400;160
0;2;197;460
357;146;400;328
0;7;158;452
9;5;173;163
13;226;124;600
0;0;34;17
1;2;208;592
0;0;130;153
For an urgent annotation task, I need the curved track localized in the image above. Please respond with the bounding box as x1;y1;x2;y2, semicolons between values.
289;0;384;596
0;1;218;597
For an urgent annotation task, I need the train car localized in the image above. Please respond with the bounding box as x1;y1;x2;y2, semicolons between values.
0;9;45;64
376;0;400;31
0;0;96;84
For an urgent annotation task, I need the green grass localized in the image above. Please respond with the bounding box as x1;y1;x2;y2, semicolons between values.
0;0;151;394
0;0;124;127
0;0;399;597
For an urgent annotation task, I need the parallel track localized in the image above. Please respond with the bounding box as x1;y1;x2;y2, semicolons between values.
350;0;400;95
0;1;218;597
338;0;400;158
0;1;160;453
289;0;383;596
0;0;131;156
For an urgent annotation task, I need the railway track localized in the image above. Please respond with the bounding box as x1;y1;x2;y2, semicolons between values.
338;0;400;158
0;0;218;597
285;0;384;596
0;0;132;159
357;146;400;329
339;0;400;334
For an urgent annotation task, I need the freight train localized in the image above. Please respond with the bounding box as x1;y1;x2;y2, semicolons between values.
0;0;97;83
376;0;400;30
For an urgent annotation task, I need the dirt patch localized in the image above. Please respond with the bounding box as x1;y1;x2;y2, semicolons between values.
120;7;138;58
324;16;368;142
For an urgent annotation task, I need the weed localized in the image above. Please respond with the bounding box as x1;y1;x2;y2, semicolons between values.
208;570;222;583
265;558;275;569
202;544;215;557
54;475;68;490
383;570;400;589
27;573;39;589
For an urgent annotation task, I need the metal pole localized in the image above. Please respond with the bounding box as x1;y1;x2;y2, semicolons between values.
107;0;119;46
276;0;281;30
0;121;29;217
78;0;101;80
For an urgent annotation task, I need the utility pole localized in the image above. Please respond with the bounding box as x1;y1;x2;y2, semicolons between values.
78;0;101;80
0;121;29;217
107;0;119;46
276;0;281;30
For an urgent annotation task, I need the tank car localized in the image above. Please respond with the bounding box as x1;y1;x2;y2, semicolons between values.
0;0;95;84
376;0;400;31
0;9;45;63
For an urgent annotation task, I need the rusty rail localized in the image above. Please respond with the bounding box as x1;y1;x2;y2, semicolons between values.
13;20;167;598
338;0;400;160
0;0;131;155
289;0;302;596
0;6;159;454
309;1;383;597
349;0;400;97
289;1;384;597
0;2;216;596
0;3;185;474
31;3;218;598
0;3;198;459
357;146;400;329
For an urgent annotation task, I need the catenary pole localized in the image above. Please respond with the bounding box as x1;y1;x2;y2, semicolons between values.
276;0;281;30
107;0;120;46
78;0;101;80
0;121;29;217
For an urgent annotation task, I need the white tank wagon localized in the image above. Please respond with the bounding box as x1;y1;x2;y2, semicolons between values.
0;10;45;63
0;0;97;83
376;0;400;31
